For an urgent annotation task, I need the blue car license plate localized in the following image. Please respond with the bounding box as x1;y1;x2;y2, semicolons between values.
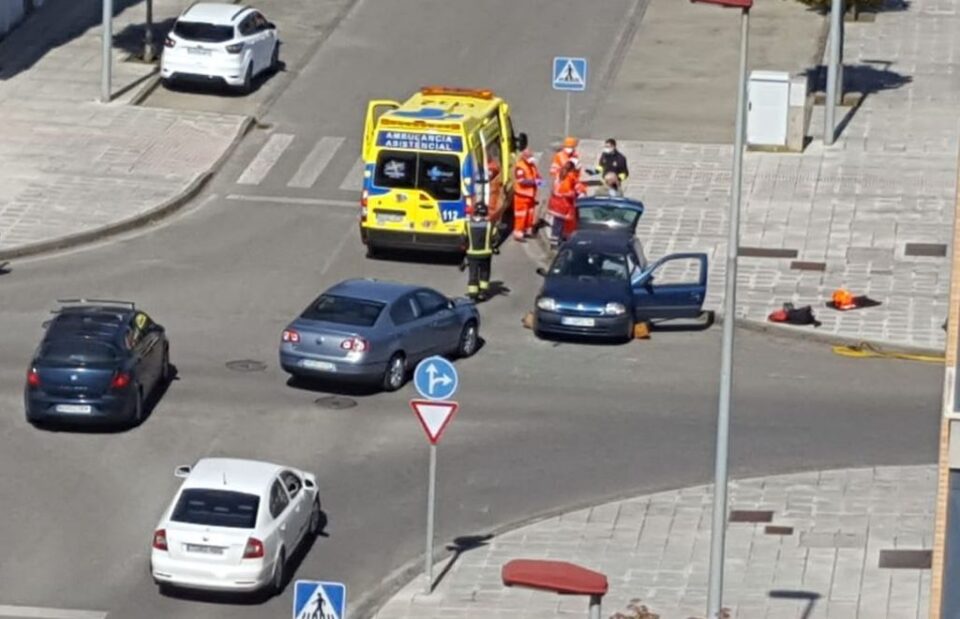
561;317;595;327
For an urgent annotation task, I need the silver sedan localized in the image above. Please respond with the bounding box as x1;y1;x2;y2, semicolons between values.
279;279;480;391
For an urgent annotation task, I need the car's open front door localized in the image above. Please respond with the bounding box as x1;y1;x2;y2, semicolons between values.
632;252;708;321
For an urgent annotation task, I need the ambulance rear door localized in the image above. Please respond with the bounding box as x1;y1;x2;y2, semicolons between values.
363;100;400;160
478;116;504;220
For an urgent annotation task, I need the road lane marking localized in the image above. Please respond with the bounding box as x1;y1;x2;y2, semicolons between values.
236;133;295;185
0;605;107;619
226;194;357;208
339;157;365;192
287;136;345;188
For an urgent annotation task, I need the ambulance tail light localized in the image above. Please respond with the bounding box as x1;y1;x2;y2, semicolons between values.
465;196;474;215
361;190;368;208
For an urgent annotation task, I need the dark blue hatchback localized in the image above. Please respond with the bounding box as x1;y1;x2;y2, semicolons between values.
534;199;709;341
24;300;171;428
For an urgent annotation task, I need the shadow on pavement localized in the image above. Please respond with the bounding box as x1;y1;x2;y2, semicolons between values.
806;61;913;141
287;375;383;397
650;310;715;333
769;590;821;619
801;0;909;15
0;0;146;80
432;534;493;591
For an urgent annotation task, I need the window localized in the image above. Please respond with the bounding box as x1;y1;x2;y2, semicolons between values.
40;340;119;364
269;480;289;518
418;154;461;200
301;295;385;327
374;151;461;200
251;12;268;31
237;16;254;36
173;21;235;42
549;250;629;281
414;290;448;317
390;296;419;325
374;151;417;189
171;489;259;529
280;471;302;499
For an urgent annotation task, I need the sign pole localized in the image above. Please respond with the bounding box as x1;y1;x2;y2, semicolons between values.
424;443;438;594
101;0;113;103
564;91;571;138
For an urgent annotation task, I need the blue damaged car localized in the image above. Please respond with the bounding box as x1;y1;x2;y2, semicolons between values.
533;197;708;340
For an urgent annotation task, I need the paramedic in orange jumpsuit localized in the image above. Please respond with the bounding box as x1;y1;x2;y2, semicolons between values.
513;148;542;240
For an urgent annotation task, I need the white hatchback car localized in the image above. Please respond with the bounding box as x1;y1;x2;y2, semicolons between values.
161;3;279;93
150;458;321;595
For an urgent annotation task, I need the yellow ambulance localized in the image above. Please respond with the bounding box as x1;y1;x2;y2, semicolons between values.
359;86;527;256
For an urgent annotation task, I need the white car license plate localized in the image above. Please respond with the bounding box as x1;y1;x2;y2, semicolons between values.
376;213;404;225
55;404;92;414
187;47;212;56
185;544;223;555
302;359;336;372
561;316;596;327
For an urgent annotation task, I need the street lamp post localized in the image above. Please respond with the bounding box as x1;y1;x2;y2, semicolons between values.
101;0;113;103
143;0;156;63
825;0;844;144
688;1;752;617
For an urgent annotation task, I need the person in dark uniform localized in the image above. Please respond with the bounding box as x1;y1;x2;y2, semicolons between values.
596;138;629;184
463;202;499;301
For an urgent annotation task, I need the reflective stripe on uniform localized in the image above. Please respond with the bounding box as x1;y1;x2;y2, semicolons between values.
466;219;493;256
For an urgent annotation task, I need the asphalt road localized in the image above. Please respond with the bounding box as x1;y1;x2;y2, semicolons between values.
0;0;942;618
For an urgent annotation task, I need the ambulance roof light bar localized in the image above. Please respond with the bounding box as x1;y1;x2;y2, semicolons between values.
420;86;494;100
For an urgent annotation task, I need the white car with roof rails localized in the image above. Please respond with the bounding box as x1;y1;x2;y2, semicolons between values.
150;458;321;595
161;3;279;93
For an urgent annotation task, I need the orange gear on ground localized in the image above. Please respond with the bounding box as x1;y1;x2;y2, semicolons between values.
832;289;856;310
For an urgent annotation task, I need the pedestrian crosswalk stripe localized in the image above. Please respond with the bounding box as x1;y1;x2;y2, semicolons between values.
339;157;365;192
227;194;357;208
236;133;294;185
287;136;345;189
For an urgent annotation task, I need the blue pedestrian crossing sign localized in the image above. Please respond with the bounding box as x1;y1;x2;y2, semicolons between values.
414;356;459;401
553;57;587;91
293;580;346;619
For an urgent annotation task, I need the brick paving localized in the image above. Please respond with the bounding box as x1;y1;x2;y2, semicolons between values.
0;0;249;257
553;0;960;353
374;466;935;619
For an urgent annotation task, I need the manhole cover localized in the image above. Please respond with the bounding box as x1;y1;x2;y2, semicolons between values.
315;396;357;410
225;359;267;372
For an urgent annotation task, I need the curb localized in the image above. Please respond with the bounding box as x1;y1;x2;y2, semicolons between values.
129;71;162;106
0;115;255;262
528;225;945;358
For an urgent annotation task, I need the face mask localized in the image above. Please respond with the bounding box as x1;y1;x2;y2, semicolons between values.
564;147;574;155
603;147;613;154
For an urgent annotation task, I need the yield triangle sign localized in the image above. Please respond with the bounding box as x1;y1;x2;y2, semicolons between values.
410;400;459;445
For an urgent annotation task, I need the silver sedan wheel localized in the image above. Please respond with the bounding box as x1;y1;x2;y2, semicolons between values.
383;354;405;391
459;322;478;358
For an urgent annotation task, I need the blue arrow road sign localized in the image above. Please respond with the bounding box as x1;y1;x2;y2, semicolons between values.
553;56;587;92
293;580;346;619
414;356;459;401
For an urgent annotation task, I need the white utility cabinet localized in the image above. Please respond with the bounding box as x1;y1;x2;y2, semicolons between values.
747;70;790;147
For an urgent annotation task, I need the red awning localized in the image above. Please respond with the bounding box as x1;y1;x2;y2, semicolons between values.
502;559;608;596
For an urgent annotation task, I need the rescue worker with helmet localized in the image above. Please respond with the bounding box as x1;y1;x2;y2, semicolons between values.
513;147;542;241
464;202;499;301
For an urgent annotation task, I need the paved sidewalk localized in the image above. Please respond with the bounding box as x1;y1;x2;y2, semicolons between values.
549;0;958;352
0;0;250;258
374;465;935;619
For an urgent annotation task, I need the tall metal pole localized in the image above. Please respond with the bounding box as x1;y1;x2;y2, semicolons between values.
564;91;571;138
143;0;155;63
100;0;113;103
824;0;842;145
706;7;748;619
424;443;438;595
